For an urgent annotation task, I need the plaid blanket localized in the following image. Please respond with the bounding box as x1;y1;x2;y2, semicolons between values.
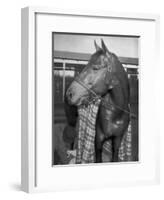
76;99;132;164
76;99;101;164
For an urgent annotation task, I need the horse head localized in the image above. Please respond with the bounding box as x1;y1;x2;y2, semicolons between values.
66;39;123;106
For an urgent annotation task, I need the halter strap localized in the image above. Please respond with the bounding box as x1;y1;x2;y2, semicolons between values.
74;77;137;118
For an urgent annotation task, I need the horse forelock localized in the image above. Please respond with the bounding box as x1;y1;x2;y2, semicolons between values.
90;50;116;67
90;49;104;63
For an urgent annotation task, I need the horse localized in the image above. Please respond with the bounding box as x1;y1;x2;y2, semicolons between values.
66;39;130;162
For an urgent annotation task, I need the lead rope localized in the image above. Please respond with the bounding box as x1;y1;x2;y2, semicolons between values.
74;77;137;118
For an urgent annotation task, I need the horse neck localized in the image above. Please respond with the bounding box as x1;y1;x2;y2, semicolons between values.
110;60;130;111
110;85;125;108
105;84;129;114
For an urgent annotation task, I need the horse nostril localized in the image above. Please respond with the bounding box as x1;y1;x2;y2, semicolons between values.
69;92;72;99
67;90;73;100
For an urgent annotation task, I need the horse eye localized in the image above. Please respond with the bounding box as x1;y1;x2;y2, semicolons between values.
93;65;99;70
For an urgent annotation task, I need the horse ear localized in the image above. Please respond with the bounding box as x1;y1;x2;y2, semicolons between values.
94;40;101;52
101;39;109;53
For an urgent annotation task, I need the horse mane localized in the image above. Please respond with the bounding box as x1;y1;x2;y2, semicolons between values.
110;53;130;103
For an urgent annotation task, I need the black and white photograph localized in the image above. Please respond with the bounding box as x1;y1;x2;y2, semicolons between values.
20;6;160;193
52;33;139;165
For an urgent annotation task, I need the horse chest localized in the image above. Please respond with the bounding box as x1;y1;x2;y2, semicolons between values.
97;106;125;138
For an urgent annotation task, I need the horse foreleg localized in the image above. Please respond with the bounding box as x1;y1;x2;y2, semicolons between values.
112;135;123;162
95;142;103;163
95;126;105;163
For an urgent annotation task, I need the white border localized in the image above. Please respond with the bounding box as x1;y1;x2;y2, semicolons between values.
21;7;160;193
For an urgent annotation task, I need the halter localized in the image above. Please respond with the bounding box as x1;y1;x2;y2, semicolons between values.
74;75;137;118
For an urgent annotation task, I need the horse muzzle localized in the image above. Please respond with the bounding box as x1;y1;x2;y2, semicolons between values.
66;81;89;106
66;87;75;104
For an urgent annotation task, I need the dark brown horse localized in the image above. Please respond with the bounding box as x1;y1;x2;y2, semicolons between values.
66;39;130;162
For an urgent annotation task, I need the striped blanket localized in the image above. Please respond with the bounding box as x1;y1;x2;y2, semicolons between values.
76;99;132;164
